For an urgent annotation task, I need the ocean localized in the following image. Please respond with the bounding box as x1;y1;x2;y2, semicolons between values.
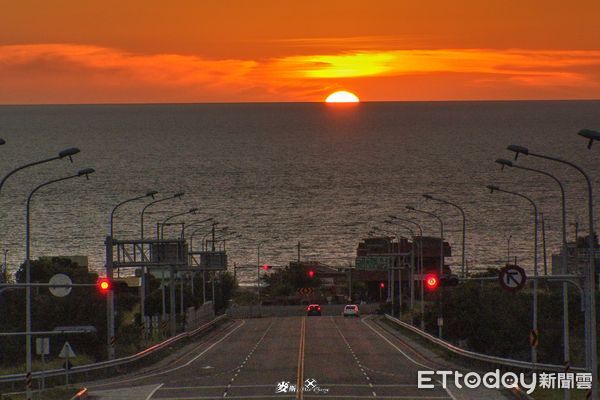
1;101;599;283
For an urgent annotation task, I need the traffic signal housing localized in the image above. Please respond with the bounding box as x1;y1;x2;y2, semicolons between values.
440;273;459;287
424;273;459;291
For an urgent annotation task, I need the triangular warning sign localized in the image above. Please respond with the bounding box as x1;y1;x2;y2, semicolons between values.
59;341;76;358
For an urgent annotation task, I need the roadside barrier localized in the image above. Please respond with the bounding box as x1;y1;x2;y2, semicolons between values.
0;315;227;387
383;314;584;372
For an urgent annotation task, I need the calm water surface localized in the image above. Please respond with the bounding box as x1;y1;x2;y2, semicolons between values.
1;101;599;282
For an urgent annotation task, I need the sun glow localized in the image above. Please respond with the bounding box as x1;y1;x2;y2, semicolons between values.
325;91;360;103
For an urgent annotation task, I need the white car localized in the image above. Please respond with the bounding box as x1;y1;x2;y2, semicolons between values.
342;304;360;317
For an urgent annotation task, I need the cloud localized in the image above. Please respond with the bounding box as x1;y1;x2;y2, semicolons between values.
0;44;599;103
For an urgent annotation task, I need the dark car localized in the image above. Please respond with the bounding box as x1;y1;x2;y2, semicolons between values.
307;304;321;316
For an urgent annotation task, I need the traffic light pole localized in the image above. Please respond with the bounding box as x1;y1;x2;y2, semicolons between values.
105;236;116;361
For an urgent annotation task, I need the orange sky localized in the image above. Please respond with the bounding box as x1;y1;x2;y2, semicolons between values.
1;0;599;103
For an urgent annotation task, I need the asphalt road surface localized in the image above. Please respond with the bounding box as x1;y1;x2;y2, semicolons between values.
88;316;510;400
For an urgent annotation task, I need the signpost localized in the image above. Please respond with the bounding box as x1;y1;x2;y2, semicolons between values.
59;341;76;385
36;338;50;391
48;274;72;297
297;287;314;296
498;264;527;292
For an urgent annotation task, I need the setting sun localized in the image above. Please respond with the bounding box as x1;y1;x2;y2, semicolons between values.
325;91;360;103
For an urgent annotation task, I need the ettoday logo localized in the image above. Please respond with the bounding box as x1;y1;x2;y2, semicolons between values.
419;370;593;394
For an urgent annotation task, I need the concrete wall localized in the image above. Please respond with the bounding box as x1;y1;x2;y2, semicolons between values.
225;303;380;319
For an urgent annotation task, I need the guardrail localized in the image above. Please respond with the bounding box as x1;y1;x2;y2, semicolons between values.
0;314;227;385
383;314;584;372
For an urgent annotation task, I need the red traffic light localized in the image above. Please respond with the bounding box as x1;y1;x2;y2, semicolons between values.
308;270;315;279
262;264;270;271
424;273;439;291
379;282;385;288
97;277;111;293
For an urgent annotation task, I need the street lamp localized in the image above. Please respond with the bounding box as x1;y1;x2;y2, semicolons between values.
406;206;445;338
389;215;424;329
487;184;539;366
110;191;158;238
24;168;94;400
506;144;598;396
140;192;184;239
159;208;198;239
107;190;156;358
406;206;444;275
180;217;214;239
0;147;80;194
138;192;184;325
423;194;467;278
496;157;572;394
578;129;600;149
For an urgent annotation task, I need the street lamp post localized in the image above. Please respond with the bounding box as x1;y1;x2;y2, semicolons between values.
383;222;415;318
487;184;539;366
373;226;399;312
25;168;94;400
507;144;597;398
406;206;445;338
159;208;198;336
578;128;600;149
107;190;157;358
139;192;184;329
141;192;184;239
423;194;467;278
111;191;158;238
496;158;571;392
389;215;424;329
159;208;198;239
0;147;80;194
180;217;213;239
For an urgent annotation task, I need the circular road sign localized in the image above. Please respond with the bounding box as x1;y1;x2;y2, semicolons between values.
49;273;72;297
498;264;527;292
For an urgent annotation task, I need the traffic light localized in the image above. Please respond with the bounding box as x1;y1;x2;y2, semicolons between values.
308;270;315;279
440;273;459;287
424;273;439;291
379;282;385;289
262;264;270;271
97;277;112;294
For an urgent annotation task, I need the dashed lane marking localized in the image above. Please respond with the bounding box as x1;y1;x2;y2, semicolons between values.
330;317;377;398
222;319;276;398
88;319;246;389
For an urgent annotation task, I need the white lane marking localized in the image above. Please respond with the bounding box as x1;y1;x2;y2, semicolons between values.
330;316;377;398
361;317;457;400
145;383;164;400
89;319;246;388
223;319;275;398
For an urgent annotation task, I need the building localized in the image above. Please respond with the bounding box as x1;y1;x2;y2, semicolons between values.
551;234;600;275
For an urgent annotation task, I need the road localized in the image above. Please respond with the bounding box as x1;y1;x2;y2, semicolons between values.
88;316;509;400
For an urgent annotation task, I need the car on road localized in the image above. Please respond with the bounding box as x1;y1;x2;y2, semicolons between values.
307;304;322;316
342;304;360;317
